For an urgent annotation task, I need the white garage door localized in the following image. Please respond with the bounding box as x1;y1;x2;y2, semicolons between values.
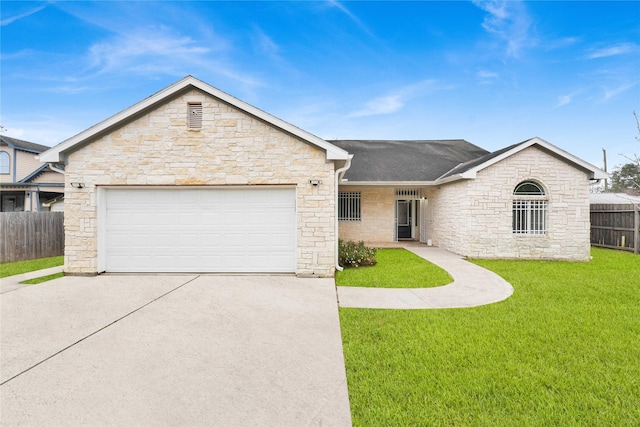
102;187;296;273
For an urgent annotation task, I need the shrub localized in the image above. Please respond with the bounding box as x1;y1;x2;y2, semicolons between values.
338;239;377;268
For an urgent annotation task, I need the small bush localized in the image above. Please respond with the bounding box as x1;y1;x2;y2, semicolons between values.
339;239;377;268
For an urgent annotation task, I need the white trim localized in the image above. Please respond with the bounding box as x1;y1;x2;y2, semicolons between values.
340;181;437;187
97;186;107;273
458;137;609;180
39;76;349;163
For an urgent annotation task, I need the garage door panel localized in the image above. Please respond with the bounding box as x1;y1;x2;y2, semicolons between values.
104;188;296;273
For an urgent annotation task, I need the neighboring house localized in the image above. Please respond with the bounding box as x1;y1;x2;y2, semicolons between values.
40;76;607;276
0;135;64;212
42;194;65;212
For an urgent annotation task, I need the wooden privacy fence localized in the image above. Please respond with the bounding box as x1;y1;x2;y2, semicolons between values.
0;212;64;263
590;203;640;254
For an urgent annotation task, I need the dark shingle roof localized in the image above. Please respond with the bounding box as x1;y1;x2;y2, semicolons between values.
438;141;525;179
0;135;50;153
329;139;489;182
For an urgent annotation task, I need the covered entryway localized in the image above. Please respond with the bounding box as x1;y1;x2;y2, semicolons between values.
99;187;296;273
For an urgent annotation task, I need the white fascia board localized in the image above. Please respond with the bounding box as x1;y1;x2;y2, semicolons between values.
434;174;470;184
40;75;349;163
50;165;65;175
338;181;438;187
454;137;609;181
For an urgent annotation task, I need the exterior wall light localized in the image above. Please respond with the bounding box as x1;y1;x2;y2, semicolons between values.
70;182;85;189
309;180;322;186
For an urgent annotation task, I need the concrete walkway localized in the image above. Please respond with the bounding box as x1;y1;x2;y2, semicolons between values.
337;246;514;309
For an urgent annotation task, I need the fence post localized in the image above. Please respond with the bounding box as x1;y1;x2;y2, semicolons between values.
635;204;639;255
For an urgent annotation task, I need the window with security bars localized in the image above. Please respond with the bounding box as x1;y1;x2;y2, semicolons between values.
512;181;547;235
188;103;202;129
339;192;361;221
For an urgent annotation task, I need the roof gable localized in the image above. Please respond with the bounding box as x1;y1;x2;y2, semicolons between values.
438;137;608;182
19;163;64;183
40;75;349;163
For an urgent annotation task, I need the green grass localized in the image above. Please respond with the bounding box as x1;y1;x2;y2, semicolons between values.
19;272;64;285
336;249;452;288
0;256;64;278
340;248;640;426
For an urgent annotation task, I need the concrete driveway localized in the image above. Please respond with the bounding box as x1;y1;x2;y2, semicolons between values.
0;275;351;426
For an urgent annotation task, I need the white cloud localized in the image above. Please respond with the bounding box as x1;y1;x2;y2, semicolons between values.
544;37;580;51
0;3;47;26
326;0;376;38
87;28;210;73
82;26;260;88
587;43;638;59
472;0;534;57
555;89;584;108
556;95;572;108
477;69;499;84
255;29;280;58
603;81;639;101
350;95;404;117
349;80;443;118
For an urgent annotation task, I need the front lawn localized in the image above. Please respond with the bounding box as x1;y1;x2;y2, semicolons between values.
0;256;64;278
340;248;640;426
336;249;452;288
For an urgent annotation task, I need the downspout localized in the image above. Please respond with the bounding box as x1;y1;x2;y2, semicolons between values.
335;154;353;271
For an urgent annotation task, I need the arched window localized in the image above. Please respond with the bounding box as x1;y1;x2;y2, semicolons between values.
512;180;547;235
0;151;9;174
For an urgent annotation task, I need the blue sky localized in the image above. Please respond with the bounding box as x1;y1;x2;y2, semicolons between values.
1;1;639;168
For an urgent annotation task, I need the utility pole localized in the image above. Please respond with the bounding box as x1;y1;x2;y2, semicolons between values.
602;148;608;192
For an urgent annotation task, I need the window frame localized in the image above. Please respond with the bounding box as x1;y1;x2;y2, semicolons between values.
0;151;9;174
512;180;547;235
338;191;361;221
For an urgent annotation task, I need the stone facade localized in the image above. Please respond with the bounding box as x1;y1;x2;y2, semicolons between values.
339;147;591;261
338;186;395;243
64;88;337;276
427;146;591;260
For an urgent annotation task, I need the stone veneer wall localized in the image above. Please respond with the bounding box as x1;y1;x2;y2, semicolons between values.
338;186;395;243
430;146;591;260
64;89;337;276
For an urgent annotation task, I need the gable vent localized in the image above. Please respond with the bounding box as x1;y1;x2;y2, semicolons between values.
188;103;202;129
